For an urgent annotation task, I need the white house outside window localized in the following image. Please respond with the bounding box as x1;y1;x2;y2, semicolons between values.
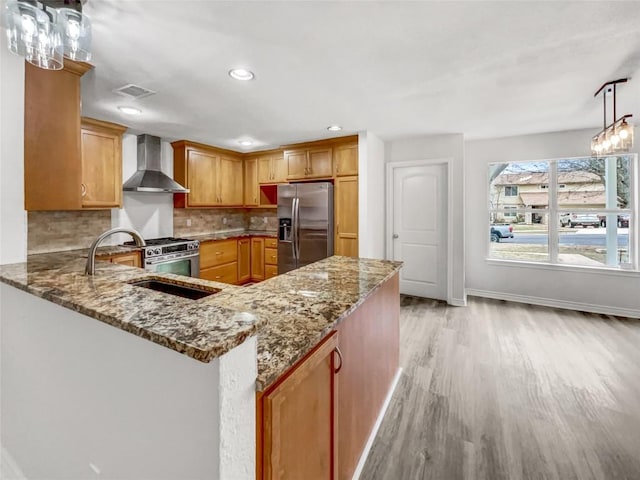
488;155;637;270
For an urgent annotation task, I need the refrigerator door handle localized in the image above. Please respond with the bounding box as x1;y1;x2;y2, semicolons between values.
292;197;299;260
294;197;301;260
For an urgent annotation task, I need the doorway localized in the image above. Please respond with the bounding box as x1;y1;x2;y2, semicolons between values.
387;160;449;300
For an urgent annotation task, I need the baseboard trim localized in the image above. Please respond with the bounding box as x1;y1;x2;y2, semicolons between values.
351;368;403;480
465;289;640;319
448;297;467;307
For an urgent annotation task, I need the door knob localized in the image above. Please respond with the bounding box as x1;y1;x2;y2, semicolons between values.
393;234;399;239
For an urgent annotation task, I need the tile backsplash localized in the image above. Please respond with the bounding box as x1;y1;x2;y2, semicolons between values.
173;208;246;237
248;210;278;231
28;210;112;254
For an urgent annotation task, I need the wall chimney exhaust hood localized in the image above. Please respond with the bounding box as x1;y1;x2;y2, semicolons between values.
123;134;189;193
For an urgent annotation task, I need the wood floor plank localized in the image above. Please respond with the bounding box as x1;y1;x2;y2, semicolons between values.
360;296;640;480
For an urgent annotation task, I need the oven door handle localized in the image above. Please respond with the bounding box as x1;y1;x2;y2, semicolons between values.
145;253;199;265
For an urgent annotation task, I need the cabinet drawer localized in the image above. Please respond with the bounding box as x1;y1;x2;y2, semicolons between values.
200;239;238;268
264;238;278;249
265;264;278;279
265;247;278;265
200;262;238;284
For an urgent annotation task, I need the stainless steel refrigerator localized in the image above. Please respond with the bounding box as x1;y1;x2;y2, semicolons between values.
278;182;334;273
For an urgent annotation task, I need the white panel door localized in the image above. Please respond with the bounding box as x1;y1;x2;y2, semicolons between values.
391;163;447;299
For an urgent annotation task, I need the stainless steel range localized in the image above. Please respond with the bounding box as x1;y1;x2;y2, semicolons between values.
125;237;200;277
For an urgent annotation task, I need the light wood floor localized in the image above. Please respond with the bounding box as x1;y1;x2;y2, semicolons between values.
361;296;640;480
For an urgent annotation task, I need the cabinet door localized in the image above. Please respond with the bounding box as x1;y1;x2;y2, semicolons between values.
187;149;219;207
110;252;141;268
335;176;359;257
263;332;338;480
238;238;251;283
219;156;244;206
245;158;259;206
285;150;308;180
307;148;333;178
258;155;273;184
81;123;123;208
24;62;87;211
334;143;358;177
271;153;287;183
251;237;265;281
200;262;238;284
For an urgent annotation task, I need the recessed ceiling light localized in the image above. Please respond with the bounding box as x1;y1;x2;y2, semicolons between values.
327;125;342;132
229;69;255;81
239;140;253;146
118;106;142;115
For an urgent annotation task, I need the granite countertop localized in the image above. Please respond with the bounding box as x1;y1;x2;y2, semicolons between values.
0;250;401;391
187;230;278;242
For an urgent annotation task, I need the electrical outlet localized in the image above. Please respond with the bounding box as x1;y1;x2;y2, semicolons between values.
223;217;227;225
186;219;192;227
263;217;268;224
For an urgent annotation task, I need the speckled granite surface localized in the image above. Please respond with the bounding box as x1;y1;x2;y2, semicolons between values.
0;250;401;391
213;256;402;390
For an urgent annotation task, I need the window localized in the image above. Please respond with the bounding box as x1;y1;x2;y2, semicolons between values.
504;206;517;217
488;155;636;269
504;185;518;196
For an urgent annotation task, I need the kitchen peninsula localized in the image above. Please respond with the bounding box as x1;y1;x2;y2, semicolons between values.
0;251;401;479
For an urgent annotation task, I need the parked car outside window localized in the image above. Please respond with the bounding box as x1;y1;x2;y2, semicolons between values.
559;213;600;228
490;224;514;242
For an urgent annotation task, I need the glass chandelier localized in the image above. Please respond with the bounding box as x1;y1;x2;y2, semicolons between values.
591;78;634;156
3;0;91;70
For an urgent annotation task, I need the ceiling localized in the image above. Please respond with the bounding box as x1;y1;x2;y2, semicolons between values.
81;1;640;152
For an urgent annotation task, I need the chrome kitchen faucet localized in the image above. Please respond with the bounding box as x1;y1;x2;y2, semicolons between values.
85;227;146;275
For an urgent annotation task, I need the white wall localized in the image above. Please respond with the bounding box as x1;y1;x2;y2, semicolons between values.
386;134;466;305
1;283;256;479
110;134;174;243
465;128;640;317
358;131;386;259
0;33;27;265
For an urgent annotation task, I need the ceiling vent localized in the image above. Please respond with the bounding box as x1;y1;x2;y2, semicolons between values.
113;84;156;99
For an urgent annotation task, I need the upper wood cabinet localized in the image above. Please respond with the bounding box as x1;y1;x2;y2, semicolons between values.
257;152;287;184
262;332;338;480
172;141;243;208
219;155;244;205
334;142;358;176
80;118;127;208
334;176;359;257
284;147;333;180
24;60;103;211
244;157;260;206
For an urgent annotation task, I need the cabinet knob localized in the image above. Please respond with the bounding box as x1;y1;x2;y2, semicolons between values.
215;276;221;279
393;234;399;239
216;252;223;255
81;183;87;197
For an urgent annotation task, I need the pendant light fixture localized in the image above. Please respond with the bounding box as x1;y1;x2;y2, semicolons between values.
591;78;634;156
3;0;91;70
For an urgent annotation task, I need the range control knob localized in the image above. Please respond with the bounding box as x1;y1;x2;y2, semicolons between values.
154;248;162;255
145;248;155;257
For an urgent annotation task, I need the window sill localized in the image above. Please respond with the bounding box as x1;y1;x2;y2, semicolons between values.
485;258;640;277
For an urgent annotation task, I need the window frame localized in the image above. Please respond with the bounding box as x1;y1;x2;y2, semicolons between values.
487;154;638;271
504;185;518;197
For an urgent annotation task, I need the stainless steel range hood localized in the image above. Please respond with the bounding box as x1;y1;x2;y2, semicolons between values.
123;134;189;193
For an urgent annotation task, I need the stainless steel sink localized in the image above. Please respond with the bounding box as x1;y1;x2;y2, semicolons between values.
128;278;221;300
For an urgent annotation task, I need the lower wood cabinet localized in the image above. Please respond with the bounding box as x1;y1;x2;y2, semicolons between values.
251;237;265;281
97;251;141;268
260;332;338;480
257;273;400;480
238;238;251;283
199;239;238;284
